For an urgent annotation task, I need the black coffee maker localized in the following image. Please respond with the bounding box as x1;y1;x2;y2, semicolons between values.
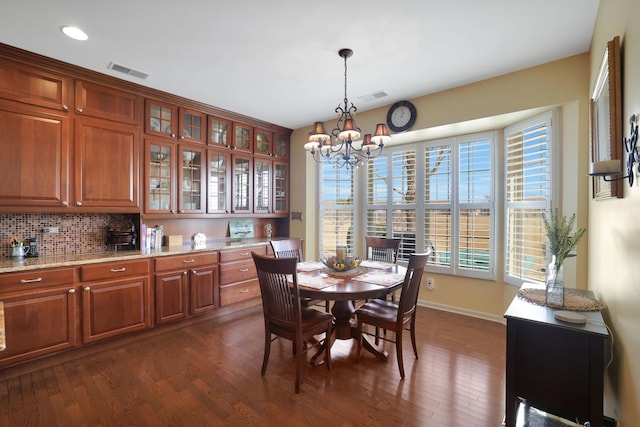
26;237;39;257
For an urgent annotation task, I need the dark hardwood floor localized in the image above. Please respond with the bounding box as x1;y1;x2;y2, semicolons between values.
0;305;506;426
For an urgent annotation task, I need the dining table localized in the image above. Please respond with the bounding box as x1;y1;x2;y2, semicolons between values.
294;260;407;365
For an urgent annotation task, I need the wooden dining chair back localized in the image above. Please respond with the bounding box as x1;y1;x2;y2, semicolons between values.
355;252;430;379
252;252;333;393
365;236;402;264
270;238;329;312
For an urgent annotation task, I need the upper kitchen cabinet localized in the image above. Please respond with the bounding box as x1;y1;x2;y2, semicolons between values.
208;115;231;149
274;132;289;159
75;117;140;210
145;139;175;214
0;58;71;111
207;148;231;214
0;100;71;209
145;99;205;144
74;80;142;124
178;145;205;213
254;128;272;157
232;122;252;153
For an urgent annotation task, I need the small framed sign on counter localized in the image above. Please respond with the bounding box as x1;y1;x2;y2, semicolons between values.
229;220;254;238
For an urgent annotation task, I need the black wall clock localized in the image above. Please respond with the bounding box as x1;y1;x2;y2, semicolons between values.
386;100;417;132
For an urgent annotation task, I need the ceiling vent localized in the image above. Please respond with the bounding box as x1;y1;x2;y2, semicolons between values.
107;62;149;79
359;90;388;103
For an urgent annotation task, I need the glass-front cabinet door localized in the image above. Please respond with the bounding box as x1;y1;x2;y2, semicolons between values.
254;158;272;213
146;99;176;138
146;140;174;213
274;133;289;158
232;122;252;152
254;128;272;157
179;146;204;213
274;161;288;214
232;154;252;213
207;149;230;214
208;115;231;148
179;108;205;144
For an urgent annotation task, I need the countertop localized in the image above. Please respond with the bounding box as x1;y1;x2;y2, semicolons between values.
0;238;272;274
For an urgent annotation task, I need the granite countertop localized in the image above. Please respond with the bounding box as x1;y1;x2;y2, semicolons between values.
0;238;273;274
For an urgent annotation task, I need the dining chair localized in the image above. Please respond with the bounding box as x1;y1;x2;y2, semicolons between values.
355;252;429;379
365;236;402;264
270;238;329;312
252;252;333;393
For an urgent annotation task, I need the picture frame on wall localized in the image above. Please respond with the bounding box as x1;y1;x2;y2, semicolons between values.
590;35;623;199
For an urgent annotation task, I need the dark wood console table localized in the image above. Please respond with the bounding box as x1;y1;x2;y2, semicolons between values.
504;286;609;427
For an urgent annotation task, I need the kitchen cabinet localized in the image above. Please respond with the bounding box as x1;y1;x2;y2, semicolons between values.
0;100;71;208
208;115;231;148
74;80;142;124
273;160;289;214
254;128;272;157
232;122;252;152
219;245;265;307
145;139;175;213
273;132;289;159
154;252;219;324
0;268;78;367
80;259;151;344
178;145;205;213
145;99;205;144
231;154;252;213
254;158;272;214
207;148;231;214
75;116;140;210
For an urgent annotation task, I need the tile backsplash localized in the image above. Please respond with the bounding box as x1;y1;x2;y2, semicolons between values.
0;213;138;258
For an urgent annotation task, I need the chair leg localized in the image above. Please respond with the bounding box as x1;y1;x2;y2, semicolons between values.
261;330;272;376
410;315;419;359
355;320;364;362
295;338;303;393
324;327;332;370
396;328;405;379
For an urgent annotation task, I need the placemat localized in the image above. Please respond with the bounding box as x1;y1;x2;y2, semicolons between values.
292;272;342;289
296;261;325;272
359;260;394;270
352;271;405;287
517;288;606;311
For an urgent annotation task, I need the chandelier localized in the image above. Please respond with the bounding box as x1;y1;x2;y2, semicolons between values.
304;48;390;168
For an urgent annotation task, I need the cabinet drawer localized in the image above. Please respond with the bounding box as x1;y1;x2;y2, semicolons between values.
0;267;77;290
155;252;218;272
220;259;257;285
80;259;149;282
220;245;266;263
219;279;260;306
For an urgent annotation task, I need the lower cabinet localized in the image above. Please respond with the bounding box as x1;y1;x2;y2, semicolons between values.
154;252;219;324
219;245;266;307
80;259;151;344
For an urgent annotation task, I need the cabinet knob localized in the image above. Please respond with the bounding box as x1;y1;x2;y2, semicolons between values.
170;133;176;138
68;289;76;294
183;271;188;276
62;201;69;206
76;107;84;113
76;201;83;206
180;135;185;140
62;104;69;111
83;286;91;291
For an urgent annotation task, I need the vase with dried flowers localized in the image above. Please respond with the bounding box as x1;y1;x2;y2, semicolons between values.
542;209;586;308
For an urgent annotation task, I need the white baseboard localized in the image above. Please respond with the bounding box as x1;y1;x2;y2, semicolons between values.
417;300;506;325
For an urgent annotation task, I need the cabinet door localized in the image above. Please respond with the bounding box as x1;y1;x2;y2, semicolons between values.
145;99;177;138
179;107;205;144
254;128;272;157
274;132;289;158
75;80;141;124
155;271;188;324
0;59;71;111
179;145;205;213
254;158;272;214
207;148;231;214
232;122;252;152
0;285;78;367
81;275;151;344
274;161;289;214
231;154;252;213
145;139;175;213
75;117;140;209
190;265;218;315
0;100;71;208
208;115;231;148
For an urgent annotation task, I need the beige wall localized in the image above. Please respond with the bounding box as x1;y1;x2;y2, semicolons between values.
291;52;590;321
589;1;639;425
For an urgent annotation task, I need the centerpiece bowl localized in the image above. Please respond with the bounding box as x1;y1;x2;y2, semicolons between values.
320;255;361;272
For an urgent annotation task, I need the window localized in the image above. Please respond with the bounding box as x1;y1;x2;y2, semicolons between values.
504;112;553;285
319;163;357;257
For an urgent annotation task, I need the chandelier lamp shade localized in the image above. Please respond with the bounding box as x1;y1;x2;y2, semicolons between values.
304;48;391;168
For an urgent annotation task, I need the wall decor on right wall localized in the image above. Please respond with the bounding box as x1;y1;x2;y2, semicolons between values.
590;35;623;199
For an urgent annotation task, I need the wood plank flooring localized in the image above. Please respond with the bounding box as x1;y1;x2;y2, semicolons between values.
0;305;506;426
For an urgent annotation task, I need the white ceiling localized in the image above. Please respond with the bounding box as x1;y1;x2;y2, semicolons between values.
0;0;599;130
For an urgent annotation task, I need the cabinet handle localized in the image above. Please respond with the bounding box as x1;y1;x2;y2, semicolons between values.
62;104;69;111
240;288;249;293
84;286;91;291
239;268;249;272
68;289;76;294
62;201;69;206
110;267;126;273
240;252;249;256
76;201;83;206
20;277;43;284
76;107;83;113
183;259;195;264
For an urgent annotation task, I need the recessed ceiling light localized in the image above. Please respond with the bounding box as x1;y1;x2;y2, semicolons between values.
61;26;88;41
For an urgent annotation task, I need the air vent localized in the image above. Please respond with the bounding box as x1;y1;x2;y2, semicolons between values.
107;62;149;79
359;90;388;103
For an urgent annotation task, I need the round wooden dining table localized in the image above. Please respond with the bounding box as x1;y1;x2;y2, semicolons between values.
296;264;406;365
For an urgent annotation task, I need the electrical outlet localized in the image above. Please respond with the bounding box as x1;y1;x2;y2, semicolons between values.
426;277;434;290
42;227;59;234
